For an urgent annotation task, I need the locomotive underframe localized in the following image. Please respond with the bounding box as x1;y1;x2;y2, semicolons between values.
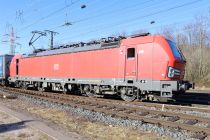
8;76;192;101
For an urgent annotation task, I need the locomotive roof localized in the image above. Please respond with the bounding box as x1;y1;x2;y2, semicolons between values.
22;33;151;58
22;41;120;58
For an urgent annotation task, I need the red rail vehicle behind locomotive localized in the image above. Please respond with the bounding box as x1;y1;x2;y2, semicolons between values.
1;33;193;101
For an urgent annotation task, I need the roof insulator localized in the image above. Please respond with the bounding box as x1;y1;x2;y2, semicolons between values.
81;4;86;9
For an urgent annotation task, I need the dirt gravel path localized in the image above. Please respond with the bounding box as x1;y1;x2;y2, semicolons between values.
0;102;86;140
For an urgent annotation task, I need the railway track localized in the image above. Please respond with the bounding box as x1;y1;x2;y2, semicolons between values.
0;87;210;139
172;91;210;105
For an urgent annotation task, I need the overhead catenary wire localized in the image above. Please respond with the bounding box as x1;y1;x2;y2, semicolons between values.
61;22;210;43
16;0;98;39
18;0;206;41
17;0;81;32
17;0;120;39
17;0;206;42
6;0;207;54
59;0;203;42
17;0;166;40
72;0;155;24
47;0;170;35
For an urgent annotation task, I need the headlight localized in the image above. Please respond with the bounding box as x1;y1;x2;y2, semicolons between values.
168;67;181;78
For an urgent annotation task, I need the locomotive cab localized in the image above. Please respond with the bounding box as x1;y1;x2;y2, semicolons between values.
152;36;192;97
166;39;193;93
167;39;186;80
122;35;193;99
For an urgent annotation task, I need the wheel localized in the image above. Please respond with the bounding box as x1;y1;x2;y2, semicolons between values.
86;90;96;97
21;83;28;90
84;85;95;97
120;87;136;102
62;88;69;94
1;80;6;86
14;81;20;88
38;87;45;92
62;84;71;94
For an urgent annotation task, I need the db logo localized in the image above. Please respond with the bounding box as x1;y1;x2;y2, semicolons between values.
53;64;59;70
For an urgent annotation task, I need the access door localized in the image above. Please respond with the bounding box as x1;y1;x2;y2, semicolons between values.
16;59;19;75
125;47;137;79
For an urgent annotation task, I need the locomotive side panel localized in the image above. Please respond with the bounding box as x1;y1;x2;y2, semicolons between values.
152;36;174;81
136;43;153;80
152;42;169;80
19;57;43;77
9;55;21;77
17;47;121;80
19;54;72;77
72;47;121;78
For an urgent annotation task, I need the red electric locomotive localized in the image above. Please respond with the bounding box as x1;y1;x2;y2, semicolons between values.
4;33;192;101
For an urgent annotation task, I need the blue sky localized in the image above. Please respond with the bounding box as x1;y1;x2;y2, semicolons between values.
0;0;209;54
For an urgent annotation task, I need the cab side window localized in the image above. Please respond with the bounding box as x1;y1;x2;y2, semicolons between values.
127;48;135;59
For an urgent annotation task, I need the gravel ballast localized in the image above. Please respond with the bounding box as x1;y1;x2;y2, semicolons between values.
14;94;209;140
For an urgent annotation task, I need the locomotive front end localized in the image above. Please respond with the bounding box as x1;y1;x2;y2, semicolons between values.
166;39;193;93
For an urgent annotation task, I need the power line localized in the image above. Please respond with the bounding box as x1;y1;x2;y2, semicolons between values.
23;1;62;19
51;0;159;30
17;0;81;32
27;0;128;31
17;0;95;39
58;0;202;37
73;0;155;24
60;0;203;42
60;22;210;43
12;0;206;50
50;0;168;34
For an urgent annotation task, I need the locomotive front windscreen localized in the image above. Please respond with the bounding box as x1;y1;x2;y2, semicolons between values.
0;56;3;77
167;40;185;61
